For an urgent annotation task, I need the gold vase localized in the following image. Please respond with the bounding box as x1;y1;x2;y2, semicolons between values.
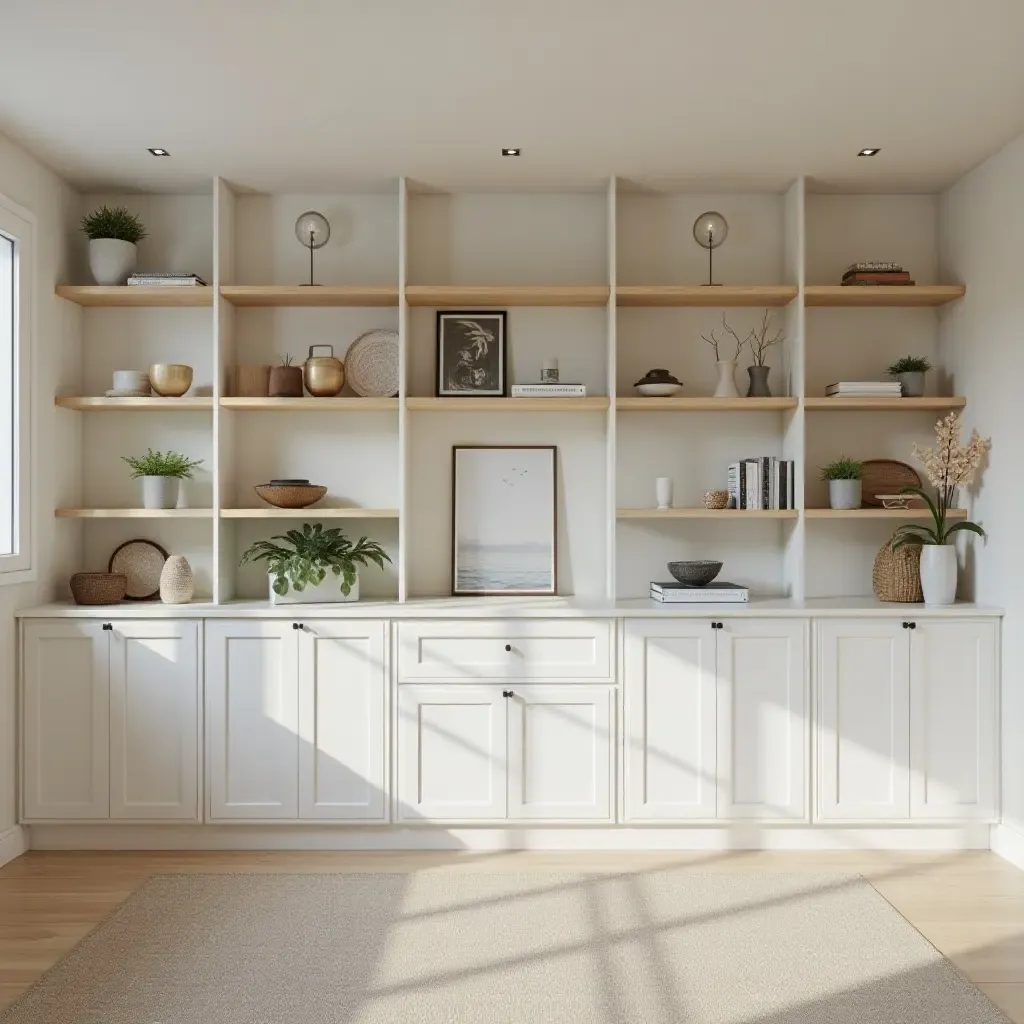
303;345;345;397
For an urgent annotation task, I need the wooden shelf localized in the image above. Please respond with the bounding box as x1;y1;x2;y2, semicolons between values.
804;508;968;520
617;397;797;411
406;397;609;412
804;285;966;307
219;285;399;307
617;508;799;520
405;285;609;307
805;397;967;412
221;508;399;519
616;285;798;308
56;508;213;519
220;397;398;411
55;285;212;307
55;396;213;411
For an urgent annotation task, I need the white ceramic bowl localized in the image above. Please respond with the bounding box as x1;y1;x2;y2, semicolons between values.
636;382;683;397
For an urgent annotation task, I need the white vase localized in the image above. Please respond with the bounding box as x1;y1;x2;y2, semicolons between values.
160;555;194;604
714;360;740;398
920;544;957;605
655;477;673;509
269;571;359;604
88;238;137;285
828;479;862;510
141;475;179;509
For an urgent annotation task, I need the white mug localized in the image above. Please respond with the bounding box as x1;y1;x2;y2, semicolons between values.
656;477;673;510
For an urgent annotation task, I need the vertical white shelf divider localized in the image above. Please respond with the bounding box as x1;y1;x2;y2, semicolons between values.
605;178;618;600
782;176;806;601
212;177;237;604
397;177;409;602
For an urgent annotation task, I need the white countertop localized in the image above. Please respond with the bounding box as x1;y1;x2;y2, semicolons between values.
16;596;1004;619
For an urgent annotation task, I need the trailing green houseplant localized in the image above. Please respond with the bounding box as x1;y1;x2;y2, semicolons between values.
821;456;862;510
122;449;204;510
81;205;147;285
887;355;933;397
240;523;391;600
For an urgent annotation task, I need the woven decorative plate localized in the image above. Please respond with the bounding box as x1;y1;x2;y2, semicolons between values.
860;459;921;508
345;329;399;397
108;539;168;601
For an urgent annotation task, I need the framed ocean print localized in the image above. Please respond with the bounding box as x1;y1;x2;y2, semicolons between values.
451;445;557;596
436;311;507;397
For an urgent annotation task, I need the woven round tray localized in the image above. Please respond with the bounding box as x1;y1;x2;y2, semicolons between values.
345;329;399;397
108;539;168;601
860;459;921;508
873;539;923;603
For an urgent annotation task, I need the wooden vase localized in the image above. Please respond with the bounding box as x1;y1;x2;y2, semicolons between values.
269;365;303;398
233;364;271;397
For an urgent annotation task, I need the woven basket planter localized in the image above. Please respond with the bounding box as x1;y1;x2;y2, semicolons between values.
70;572;127;605
872;540;923;603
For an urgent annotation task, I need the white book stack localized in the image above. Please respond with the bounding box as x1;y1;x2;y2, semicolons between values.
649;581;750;604
826;381;901;398
127;272;207;287
510;383;586;397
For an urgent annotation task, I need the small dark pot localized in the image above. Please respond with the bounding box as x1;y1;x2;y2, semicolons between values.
746;365;772;397
269;365;304;398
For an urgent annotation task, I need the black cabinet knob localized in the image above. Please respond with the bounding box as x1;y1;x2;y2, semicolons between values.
902;622;909;629
102;623;112;631
909;622;917;629
502;690;514;698
504;644;512;652
292;622;302;630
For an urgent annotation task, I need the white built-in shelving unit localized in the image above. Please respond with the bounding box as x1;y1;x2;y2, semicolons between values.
54;178;968;603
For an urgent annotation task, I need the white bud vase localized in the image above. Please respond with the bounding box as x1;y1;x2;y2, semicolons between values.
919;544;957;605
714;360;740;398
160;555;194;604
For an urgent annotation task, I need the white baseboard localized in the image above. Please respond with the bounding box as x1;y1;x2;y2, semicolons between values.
27;824;992;852
991;823;1024;870
0;825;27;866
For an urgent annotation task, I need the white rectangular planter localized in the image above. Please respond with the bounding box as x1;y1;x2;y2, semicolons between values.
269;573;359;605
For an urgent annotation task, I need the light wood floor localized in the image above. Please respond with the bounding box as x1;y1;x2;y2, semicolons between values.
1;849;1022;1020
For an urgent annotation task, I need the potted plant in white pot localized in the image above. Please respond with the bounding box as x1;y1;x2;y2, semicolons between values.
887;355;933;398
821;456;862;509
240;523;391;604
81;205;146;285
892;412;990;605
122;449;204;510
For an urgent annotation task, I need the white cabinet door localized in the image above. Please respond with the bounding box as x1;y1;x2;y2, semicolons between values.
298;621;387;821
22;622;108;820
717;619;808;820
109;621;200;820
206;621;299;820
817;620;910;821
910;620;998;820
623;620;717;820
396;686;507;821
507;686;613;821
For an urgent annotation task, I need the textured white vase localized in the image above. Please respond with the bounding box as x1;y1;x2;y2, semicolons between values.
714;361;740;398
920;544;957;605
159;555;194;604
270;572;359;604
828;479;862;510
141;475;179;509
88;238;137;285
655;477;673;510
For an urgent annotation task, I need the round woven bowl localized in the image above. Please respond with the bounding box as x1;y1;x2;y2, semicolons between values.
150;363;193;397
703;489;730;510
70;572;127;605
872;540;923;603
667;560;723;586
254;483;327;509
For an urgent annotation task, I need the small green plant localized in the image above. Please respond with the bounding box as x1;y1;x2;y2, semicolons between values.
820;456;862;481
121;449;204;479
887;355;932;376
241;523;391;597
80;205;147;244
279;353;295;366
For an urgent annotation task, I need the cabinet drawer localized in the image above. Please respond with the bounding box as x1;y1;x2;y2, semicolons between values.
397;620;614;682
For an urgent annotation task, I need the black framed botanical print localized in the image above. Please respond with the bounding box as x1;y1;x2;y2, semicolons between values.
436;311;507;397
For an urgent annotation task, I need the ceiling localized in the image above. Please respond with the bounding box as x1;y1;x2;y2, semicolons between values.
4;0;1024;194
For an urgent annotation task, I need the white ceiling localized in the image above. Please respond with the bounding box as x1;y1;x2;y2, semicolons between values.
4;0;1024;194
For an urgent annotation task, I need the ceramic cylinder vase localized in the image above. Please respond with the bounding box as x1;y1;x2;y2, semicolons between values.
141;475;179;510
920;544;957;605
655;477;673;510
269;365;304;398
714;361;740;398
897;371;926;397
88;239;137;285
159;555;194;604
828;479;862;510
746;365;772;397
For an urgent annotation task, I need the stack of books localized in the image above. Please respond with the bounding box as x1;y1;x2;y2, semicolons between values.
826;381;902;399
649;581;750;604
727;458;795;510
510;383;586;398
127;272;207;287
841;262;915;286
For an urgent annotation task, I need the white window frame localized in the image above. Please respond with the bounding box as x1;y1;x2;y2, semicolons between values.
0;191;35;583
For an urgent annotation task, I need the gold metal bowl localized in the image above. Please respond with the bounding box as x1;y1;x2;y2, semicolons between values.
149;363;194;397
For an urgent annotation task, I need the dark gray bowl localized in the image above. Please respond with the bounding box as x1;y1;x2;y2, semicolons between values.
667;560;723;586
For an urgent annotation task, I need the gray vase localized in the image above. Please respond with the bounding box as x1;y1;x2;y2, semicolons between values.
141;475;179;510
828;479;862;510
746;365;772;397
897;371;926;397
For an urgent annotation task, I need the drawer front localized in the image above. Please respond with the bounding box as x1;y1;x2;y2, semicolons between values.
397;620;614;682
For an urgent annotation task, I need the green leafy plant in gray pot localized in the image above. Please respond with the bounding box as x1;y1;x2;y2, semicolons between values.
887;355;932;398
81;205;147;285
240;523;391;604
821;455;862;509
122;449;204;509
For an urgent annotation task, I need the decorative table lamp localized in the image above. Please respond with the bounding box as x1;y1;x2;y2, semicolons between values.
693;211;728;286
295;211;330;286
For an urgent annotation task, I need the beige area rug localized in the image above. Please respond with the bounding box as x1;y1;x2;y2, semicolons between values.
0;871;1010;1024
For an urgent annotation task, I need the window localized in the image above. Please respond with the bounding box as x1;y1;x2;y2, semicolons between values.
0;193;33;580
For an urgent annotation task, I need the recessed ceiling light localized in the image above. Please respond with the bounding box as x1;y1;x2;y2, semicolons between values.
501;148;521;157
148;148;170;156
858;147;881;157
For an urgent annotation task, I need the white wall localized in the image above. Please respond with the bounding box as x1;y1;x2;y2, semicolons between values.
0;132;79;845
939;133;1024;835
